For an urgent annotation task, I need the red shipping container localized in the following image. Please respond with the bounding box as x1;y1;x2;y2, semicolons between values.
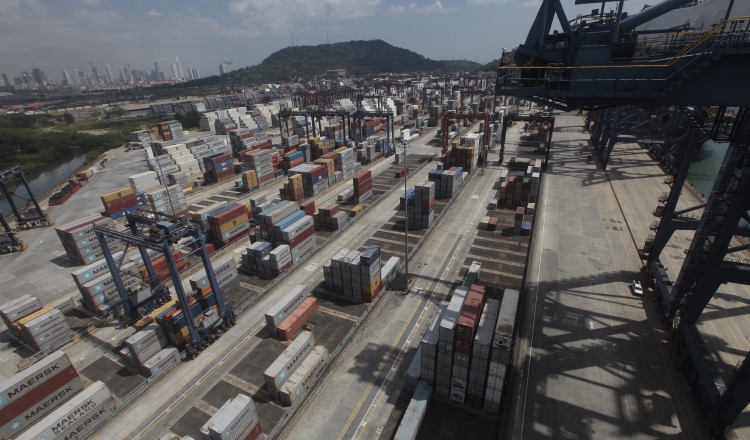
259;173;275;184
209;205;246;225
277;297;318;340
352;170;371;182
286;225;315;249
0;365;79;426
205;243;216;254
470;283;486;295
103;194;137;210
361;283;382;303
210;154;233;163
220;229;250;246
300;200;315;215
455;290;485;352
242;422;263;440
310;165;326;178
272;260;293;277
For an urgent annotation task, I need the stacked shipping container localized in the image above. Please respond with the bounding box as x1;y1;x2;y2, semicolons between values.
322;246;382;302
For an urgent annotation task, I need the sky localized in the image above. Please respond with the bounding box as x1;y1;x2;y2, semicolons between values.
0;0;655;83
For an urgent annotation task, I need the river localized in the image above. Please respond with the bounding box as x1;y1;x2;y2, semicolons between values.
686;139;729;199
0;153;87;216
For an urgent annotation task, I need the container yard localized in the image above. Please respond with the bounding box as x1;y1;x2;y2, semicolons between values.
4;20;750;439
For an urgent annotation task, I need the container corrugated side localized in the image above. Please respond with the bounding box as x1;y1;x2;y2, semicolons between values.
1;298;43;323
438;287;469;343
278;345;328;406
393;382;432;440
0;351;71;409
263;331;314;398
492;289;520;353
0;372;83;439
16;381;114;440
204;394;258;440
405;345;421;388
264;285;307;334
472;299;501;359
142;347;179;377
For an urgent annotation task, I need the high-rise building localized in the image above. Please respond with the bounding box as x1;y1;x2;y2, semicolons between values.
21;71;31;86
125;64;133;83
13;77;23;86
187;65;193;80
170;62;179;80
175;57;184;80
1;74;9;87
192;68;200;79
62;69;72;86
105;64;114;84
154;62;160;81
76;69;85;85
220;64;226;75
32;68;48;85
160;72;166;81
118;66;125;83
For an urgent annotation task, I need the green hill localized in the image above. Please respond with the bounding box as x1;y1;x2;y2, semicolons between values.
186;40;483;87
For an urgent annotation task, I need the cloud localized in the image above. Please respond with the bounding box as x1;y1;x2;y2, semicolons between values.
145;8;161;17
389;0;458;15
228;0;381;33
520;0;541;7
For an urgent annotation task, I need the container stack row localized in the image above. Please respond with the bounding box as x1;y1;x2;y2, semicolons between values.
288;163;329;198
144;184;189;216
393;381;432;440
323;246;382;303
119;323;179;377
313;202;348;232
55;214;121;265
263;331;316;401
1;295;73;352
100;187;140;219
207;203;252;248
352;170;372;204
203;153;235;185
279;173;305;203
200;394;262;440
407;181;435;230
428;167;467;199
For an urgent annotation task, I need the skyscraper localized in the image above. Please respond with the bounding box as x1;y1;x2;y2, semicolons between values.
187;65;193;80
21;71;31;86
62;69;72;86
118;66;125;83
1;74;9;87
220;64;226;75
31;68;48;85
154;62;160;82
175;57;184;80
105;64;114;84
192;68;200;79
125;64;133;83
76;69;85;85
171;63;179;80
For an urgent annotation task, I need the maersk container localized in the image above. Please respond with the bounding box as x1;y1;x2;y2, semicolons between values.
264;285;308;334
16;381;114;440
0;351;72;409
200;394;259;440
71;251;128;287
278;345;328;406
22;308;64;338
142;347;179;377
31;321;71;346
393;381;432;440
472;299;500;360
438;287;469;345
263;331;314;399
1;297;43;324
0;370;83;439
0;294;34;327
277;298;318;341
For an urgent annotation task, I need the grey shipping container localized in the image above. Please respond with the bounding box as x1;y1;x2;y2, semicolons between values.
472;299;501;360
1;297;43;324
393;381;432;440
142;347;180;377
16;381;114;440
0;351;72;408
71;251;128;287
278;345;328;406
264;286;308;334
0;375;85;439
405;345;421;388
21;308;65;338
492;289;520;361
263;331;314;399
438;287;469;344
200;393;258;440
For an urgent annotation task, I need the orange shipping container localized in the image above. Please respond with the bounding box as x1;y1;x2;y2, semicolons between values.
277;297;318;341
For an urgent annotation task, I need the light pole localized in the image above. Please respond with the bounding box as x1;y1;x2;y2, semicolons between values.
401;140;411;288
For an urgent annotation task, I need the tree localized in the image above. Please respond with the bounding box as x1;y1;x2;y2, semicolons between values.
62;113;75;124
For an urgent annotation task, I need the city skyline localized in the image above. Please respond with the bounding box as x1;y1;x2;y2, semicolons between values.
0;0;655;87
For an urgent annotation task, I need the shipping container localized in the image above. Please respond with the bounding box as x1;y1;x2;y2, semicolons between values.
142;347;179;377
492;289;520;364
264;286;308;335
263;331;314;399
278;345;328;406
277;298;318;341
200;393;259;440
16;381;115;440
0;351;72;409
393;382;432;440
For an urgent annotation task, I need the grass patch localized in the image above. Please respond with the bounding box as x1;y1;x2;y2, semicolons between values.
84;149;106;165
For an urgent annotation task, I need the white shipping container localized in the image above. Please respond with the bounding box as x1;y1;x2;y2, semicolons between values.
278;345;328;406
1;297;43;323
142;347;179;377
0;376;85;439
201;394;258;440
22;309;65;338
265;286;308;333
0;351;72;408
71;251;128;287
438;287;469;344
16;381;114;440
263;331;314;398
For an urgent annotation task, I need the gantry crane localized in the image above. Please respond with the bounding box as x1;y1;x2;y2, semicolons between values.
495;0;750;435
95;211;235;359
0;165;53;230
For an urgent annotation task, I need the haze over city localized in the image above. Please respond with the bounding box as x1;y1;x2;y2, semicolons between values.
0;0;653;84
